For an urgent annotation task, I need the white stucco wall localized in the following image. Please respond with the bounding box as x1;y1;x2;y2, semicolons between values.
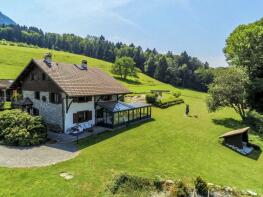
64;97;95;132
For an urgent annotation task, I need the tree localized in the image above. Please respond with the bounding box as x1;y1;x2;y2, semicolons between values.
154;56;168;81
111;56;137;79
224;18;263;113
206;67;249;120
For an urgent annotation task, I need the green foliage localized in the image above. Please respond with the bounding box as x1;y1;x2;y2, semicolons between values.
173;91;181;98
207;67;249;120
170;181;190;197
245;111;263;134
112;56;137;79
145;93;158;104
224;18;263;113
107;174;153;195
194;177;208;196
0;109;47;146
0;24;213;92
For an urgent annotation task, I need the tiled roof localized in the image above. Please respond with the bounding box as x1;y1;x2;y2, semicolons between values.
32;59;131;96
219;127;250;138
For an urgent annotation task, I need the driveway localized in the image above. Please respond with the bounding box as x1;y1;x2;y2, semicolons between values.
0;142;79;168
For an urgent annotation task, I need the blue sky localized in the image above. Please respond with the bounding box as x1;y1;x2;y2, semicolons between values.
1;0;263;67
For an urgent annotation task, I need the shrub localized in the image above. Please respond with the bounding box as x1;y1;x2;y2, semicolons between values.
156;98;184;109
108;174;153;195
0;109;47;146
170;180;190;197
173;91;182;98
146;93;158;104
194;176;208;196
245;111;263;134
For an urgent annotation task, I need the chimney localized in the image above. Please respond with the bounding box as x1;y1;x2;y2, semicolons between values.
81;60;88;70
44;52;52;65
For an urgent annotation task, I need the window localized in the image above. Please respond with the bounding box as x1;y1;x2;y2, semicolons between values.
42;96;47;102
30;73;35;81
73;96;92;103
32;108;39;116
102;95;112;101
42;73;46;80
73;111;92;123
34;91;40;100
49;93;61;104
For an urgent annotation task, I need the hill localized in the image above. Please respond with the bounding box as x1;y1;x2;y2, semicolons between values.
0;44;262;196
0;12;15;25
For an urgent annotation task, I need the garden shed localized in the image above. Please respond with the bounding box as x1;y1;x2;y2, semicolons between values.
219;127;254;155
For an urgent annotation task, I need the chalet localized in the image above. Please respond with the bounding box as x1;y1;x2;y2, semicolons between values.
10;54;151;133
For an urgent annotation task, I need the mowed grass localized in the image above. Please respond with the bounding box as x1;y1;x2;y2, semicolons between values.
0;44;262;196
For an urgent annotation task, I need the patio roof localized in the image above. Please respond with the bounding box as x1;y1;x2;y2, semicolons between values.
98;101;151;113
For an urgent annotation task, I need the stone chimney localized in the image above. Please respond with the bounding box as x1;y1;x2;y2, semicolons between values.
44;52;52;65
81;60;88;70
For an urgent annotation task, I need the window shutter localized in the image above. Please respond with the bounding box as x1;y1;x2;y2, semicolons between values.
73;113;78;124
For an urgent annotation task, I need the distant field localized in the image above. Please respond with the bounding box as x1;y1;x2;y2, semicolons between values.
0;44;262;196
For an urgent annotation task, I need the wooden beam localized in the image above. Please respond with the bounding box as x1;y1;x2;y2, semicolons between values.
66;96;73;113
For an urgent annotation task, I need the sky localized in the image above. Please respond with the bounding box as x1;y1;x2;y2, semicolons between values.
1;0;263;67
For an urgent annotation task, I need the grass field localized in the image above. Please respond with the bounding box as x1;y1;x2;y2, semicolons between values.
0;44;262;196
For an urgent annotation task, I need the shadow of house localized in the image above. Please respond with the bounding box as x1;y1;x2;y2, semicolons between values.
77;118;155;150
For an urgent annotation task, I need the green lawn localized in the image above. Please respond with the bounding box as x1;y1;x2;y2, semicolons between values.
0;44;262;196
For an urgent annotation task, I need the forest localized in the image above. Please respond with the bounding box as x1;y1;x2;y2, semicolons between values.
0;24;214;92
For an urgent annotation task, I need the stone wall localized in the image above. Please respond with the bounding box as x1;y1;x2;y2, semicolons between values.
23;90;63;131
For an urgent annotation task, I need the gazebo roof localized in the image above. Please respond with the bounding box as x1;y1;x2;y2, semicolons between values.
13;98;33;106
219;127;250;138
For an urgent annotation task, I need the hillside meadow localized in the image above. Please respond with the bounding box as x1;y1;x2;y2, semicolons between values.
0;44;262;196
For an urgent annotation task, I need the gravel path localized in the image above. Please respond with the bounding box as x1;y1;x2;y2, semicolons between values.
0;142;79;168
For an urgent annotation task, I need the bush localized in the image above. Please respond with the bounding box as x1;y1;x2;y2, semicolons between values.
245;111;263;134
108;174;153;195
156;98;184;109
194;177;208;196
146;93;158;104
173;91;181;98
0;109;47;146
170;181;190;197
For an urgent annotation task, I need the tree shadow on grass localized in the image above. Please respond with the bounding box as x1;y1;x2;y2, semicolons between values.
77;118;155;150
214;118;262;160
212;118;246;130
114;76;142;85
